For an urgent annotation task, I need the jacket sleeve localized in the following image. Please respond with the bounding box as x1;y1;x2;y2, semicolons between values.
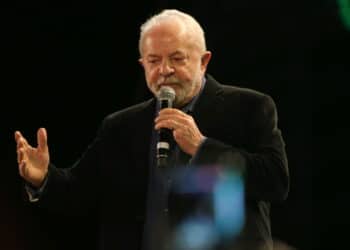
192;94;289;202
28;118;108;216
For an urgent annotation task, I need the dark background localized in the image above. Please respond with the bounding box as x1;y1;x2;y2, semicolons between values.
1;1;348;249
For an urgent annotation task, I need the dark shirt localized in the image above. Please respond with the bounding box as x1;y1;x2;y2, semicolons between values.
142;78;206;250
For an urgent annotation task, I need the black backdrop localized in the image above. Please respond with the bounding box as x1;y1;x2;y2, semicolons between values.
1;1;348;249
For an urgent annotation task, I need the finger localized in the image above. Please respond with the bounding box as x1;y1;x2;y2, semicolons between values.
158;108;186;116
37;127;48;151
17;148;23;163
155;120;172;130
18;147;29;163
155;115;190;128
14;131;22;143
155;120;183;131
154;111;193;124
17;139;31;154
18;160;26;177
15;131;28;144
155;114;170;123
15;131;25;149
15;133;30;150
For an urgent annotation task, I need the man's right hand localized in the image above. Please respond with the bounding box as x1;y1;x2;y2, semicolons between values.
14;128;50;188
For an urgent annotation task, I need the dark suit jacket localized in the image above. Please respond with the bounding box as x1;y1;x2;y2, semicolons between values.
36;74;289;250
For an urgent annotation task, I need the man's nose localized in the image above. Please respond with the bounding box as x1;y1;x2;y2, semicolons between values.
159;60;175;76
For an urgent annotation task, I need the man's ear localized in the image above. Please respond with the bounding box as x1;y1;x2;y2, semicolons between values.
138;58;144;67
201;51;212;70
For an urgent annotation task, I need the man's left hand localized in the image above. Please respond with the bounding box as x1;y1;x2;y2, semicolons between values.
155;108;205;156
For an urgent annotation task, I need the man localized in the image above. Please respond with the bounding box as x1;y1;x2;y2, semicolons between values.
15;9;289;250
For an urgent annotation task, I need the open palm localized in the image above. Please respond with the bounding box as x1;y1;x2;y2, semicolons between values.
15;128;50;187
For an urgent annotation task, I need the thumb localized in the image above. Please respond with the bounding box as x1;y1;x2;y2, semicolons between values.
37;127;48;151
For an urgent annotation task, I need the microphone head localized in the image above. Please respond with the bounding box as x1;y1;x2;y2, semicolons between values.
157;86;176;102
157;86;176;108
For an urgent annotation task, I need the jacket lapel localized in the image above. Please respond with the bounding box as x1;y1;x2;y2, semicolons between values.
174;75;224;165
192;74;224;136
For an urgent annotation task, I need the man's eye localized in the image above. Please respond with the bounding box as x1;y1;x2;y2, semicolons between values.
148;60;159;64
173;57;185;62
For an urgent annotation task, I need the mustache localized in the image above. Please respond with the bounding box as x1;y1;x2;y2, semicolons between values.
156;77;182;86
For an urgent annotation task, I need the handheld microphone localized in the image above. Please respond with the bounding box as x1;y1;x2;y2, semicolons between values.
156;86;176;168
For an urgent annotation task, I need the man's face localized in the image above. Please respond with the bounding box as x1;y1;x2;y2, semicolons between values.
139;22;211;107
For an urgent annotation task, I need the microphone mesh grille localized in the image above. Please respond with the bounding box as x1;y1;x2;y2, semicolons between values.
157;86;175;101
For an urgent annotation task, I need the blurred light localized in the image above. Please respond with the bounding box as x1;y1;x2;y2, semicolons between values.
338;0;350;30
172;216;218;250
213;170;244;239
170;166;219;194
168;166;245;249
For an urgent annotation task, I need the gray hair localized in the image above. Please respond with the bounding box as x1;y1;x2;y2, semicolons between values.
139;9;207;56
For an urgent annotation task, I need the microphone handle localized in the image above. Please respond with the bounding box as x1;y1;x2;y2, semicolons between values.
157;127;173;168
